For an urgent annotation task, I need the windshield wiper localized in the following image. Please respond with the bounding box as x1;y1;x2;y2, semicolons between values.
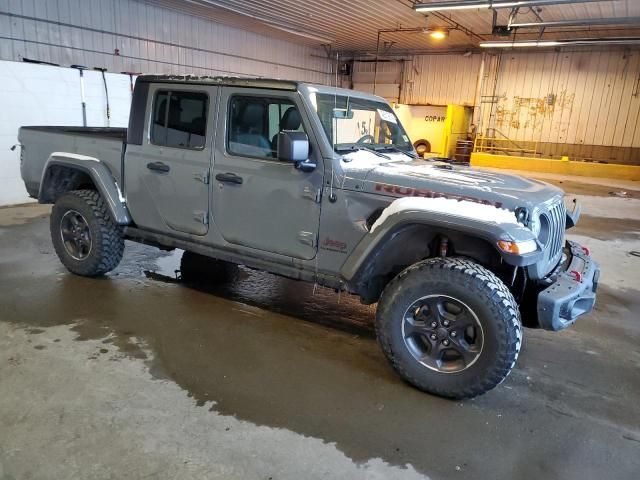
336;145;390;160
372;145;418;159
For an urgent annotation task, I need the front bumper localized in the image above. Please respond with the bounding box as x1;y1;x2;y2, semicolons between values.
537;240;600;331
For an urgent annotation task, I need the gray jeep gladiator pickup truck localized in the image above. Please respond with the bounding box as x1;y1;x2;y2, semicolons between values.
18;75;599;398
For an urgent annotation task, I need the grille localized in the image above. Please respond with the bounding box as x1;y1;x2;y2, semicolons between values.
544;200;566;270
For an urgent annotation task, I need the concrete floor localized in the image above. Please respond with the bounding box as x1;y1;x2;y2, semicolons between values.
1;173;639;480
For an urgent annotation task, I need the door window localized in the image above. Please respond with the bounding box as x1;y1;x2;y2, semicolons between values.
151;90;208;149
227;96;304;159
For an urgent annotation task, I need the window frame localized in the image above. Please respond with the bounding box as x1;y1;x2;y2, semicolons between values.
314;92;413;153
225;93;306;162
149;89;210;151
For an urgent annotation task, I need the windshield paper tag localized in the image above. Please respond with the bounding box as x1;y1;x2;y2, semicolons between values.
377;109;397;124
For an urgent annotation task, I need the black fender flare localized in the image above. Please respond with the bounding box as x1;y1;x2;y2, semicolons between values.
340;207;542;284
39;153;131;225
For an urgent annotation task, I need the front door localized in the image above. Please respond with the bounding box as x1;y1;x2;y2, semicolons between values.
126;84;214;236
212;88;323;260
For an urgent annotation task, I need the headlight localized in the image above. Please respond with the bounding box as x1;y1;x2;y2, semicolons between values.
516;207;541;238
515;207;528;225
529;214;541;237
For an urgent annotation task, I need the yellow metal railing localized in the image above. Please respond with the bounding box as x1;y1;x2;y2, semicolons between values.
473;135;538;156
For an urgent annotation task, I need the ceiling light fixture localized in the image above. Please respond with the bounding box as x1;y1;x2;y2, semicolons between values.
417;2;491;11
429;29;448;40
480;40;562;48
479;37;640;48
414;0;616;13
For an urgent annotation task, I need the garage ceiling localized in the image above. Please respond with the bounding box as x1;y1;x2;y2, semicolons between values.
148;0;640;54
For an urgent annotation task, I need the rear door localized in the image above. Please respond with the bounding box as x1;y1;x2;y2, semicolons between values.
211;88;323;260
126;84;215;236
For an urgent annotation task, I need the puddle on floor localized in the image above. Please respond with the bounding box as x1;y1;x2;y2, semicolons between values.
3;212;640;480
147;248;184;280
143;248;376;336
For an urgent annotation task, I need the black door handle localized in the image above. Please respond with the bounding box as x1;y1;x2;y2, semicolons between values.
215;172;243;185
147;161;170;173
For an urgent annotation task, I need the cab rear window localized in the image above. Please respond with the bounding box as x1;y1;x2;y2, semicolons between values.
151;90;208;149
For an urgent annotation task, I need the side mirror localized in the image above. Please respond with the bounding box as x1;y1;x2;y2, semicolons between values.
277;131;315;172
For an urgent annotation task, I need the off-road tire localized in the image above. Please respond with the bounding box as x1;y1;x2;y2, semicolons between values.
50;189;124;276
180;251;238;284
376;257;522;399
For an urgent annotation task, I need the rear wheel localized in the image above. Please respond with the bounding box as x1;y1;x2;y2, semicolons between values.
376;257;522;399
50;189;124;276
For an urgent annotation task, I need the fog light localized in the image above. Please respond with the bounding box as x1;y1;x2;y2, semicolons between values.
497;239;537;255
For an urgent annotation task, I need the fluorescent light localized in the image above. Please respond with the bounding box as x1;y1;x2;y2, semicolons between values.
416;3;491;12
480;40;562;48
414;1;597;12
480;38;640;48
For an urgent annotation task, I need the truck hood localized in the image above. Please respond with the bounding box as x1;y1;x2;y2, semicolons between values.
340;151;563;211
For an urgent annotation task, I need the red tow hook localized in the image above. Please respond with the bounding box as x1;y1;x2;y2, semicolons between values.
569;270;583;282
581;246;590;256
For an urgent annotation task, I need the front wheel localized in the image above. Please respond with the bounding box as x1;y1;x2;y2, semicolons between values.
50;189;124;277
376;257;522;399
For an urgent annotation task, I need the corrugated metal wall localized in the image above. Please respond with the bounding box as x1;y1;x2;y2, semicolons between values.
475;49;640;162
481;49;640;149
402;54;483;106
0;0;330;83
396;49;640;162
352;60;402;103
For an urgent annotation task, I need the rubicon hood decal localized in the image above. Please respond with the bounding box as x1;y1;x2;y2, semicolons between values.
339;154;563;212
373;182;505;208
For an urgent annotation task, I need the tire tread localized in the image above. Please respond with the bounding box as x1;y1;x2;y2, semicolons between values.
376;257;522;399
51;189;124;276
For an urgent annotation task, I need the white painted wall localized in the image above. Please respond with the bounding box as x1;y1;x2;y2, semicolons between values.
0;60;133;205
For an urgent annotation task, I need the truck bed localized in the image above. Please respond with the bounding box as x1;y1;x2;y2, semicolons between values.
19;126;127;199
20;126;127;141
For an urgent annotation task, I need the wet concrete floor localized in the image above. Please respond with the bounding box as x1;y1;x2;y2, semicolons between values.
1;178;639;479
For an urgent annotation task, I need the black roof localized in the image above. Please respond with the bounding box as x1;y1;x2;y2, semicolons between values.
136;74;298;91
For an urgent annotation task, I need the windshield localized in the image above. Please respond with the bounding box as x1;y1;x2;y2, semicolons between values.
314;93;414;154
